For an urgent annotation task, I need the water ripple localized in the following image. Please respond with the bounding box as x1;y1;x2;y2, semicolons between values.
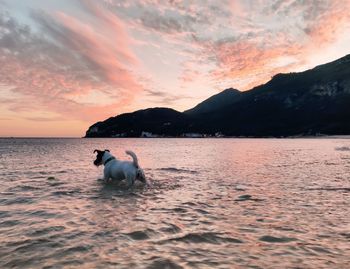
164;232;244;245
0;138;349;268
259;235;298;243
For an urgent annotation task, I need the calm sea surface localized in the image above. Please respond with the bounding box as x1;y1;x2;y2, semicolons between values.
0;138;349;268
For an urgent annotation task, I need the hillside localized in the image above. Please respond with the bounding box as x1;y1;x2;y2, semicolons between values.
184;88;241;116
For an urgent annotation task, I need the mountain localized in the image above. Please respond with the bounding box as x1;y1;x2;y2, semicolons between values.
184;88;241;116
85;54;350;138
86;108;191;137
196;54;350;136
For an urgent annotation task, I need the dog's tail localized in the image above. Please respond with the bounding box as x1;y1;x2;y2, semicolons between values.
125;150;139;168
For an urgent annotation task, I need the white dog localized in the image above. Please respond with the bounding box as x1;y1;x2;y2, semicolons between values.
93;149;146;187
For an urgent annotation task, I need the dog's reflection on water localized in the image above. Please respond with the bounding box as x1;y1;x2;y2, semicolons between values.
97;179;148;200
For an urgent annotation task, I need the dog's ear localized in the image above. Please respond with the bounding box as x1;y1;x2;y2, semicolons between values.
94;149;99;154
105;149;110;152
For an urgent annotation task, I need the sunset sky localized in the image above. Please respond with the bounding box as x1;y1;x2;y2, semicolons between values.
0;0;349;137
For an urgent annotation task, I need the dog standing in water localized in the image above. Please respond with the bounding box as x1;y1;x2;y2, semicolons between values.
93;149;146;187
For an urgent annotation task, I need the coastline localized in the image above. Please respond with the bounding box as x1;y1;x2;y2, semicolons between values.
1;135;350;139
82;135;350;139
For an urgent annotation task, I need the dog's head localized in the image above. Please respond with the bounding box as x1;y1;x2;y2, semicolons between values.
93;149;110;166
136;168;146;183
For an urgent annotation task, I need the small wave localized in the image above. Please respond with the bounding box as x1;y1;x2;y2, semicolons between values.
0;211;10;218
259;235;297;243
194;208;209;215
20;185;41;191
27;210;58;219
12;238;64;253
125;229;156;240
324;161;338;166
47;181;65;187
126;231;150;240
234;194;264;202
340;232;350;239
146;257;183;269
335;146;350;151
306;187;350;192
60;244;93;254
160;224;182;234
181;201;197;206
0;219;21;227
27;226;65;237
309;246;334;254
157;167;199;174
51;189;81;196
7;185;41;192
236;194;252;201
165;232;243;245
3;197;34;205
171;207;188;213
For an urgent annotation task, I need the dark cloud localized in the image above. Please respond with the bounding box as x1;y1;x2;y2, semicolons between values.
144;89;190;105
139;10;195;34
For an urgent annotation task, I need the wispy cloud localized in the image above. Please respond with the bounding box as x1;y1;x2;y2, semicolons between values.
144;89;191;106
0;1;144;123
186;0;350;89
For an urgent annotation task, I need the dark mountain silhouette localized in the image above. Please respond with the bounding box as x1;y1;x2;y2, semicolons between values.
85;54;350;138
184;88;241;116
86;108;191;137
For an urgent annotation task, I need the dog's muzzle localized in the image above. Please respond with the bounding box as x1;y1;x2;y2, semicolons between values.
136;169;146;183
93;160;102;166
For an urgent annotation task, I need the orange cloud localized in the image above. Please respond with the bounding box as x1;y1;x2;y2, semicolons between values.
305;2;350;45
193;0;350;90
55;11;140;93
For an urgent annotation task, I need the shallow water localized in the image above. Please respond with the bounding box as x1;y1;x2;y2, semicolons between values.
0;138;349;268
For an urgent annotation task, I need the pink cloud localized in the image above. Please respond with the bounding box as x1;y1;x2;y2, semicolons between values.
305;2;350;45
0;1;145;123
55;11;140;93
188;1;350;90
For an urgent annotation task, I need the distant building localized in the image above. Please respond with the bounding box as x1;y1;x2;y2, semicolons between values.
183;133;203;138
140;131;159;138
215;132;224;137
111;133;127;137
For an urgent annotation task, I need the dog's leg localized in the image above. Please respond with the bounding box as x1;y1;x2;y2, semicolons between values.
103;171;111;183
125;174;135;189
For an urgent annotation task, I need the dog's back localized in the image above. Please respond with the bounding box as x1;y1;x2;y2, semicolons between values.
107;159;136;181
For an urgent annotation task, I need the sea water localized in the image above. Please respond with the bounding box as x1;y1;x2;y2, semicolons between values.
0;138;349;268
